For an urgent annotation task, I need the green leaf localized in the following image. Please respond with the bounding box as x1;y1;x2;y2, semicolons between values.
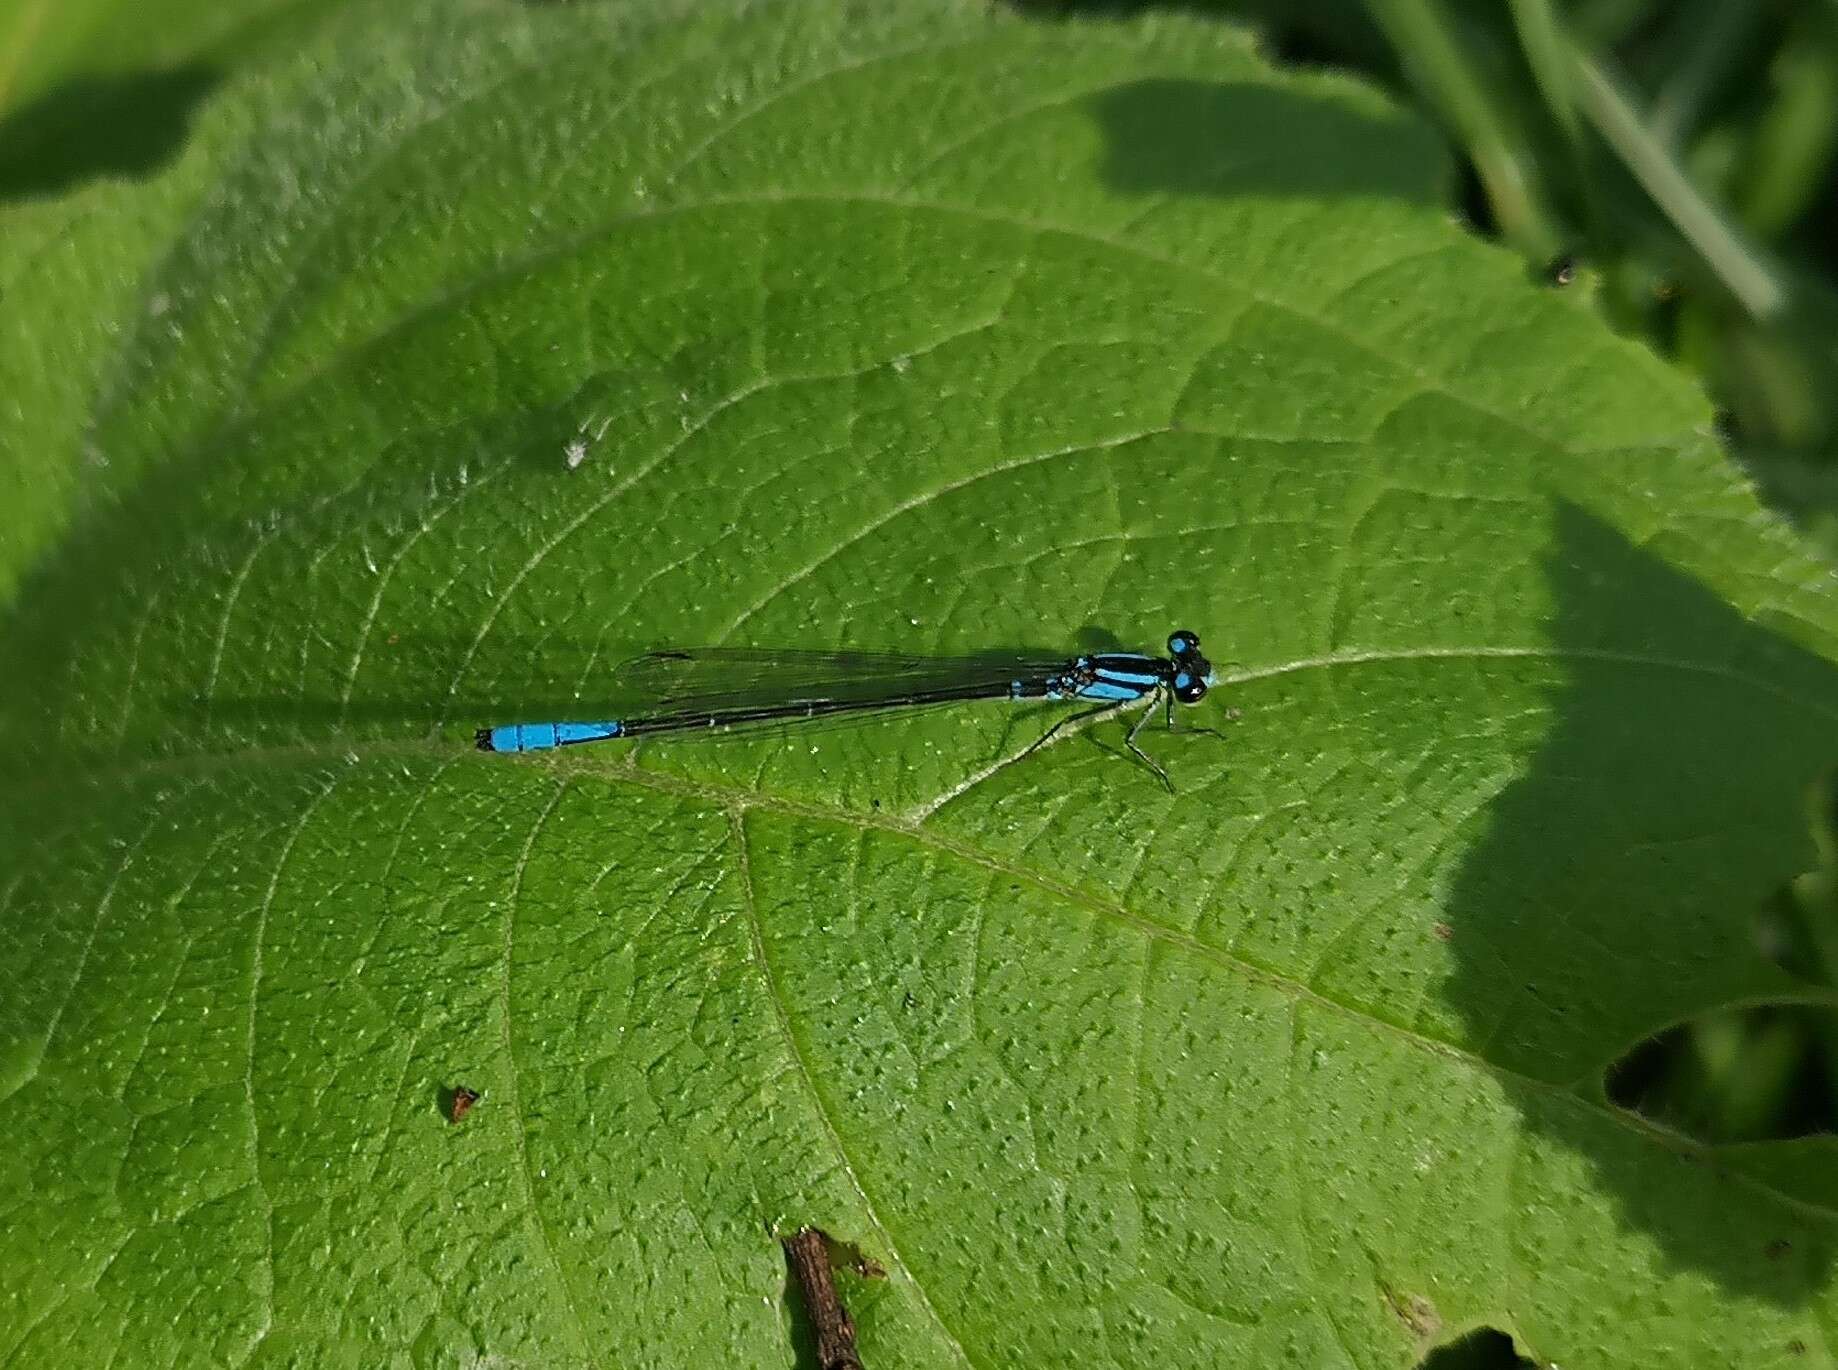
5;2;1838;1366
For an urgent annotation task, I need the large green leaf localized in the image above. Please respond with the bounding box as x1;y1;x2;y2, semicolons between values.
5;2;1838;1366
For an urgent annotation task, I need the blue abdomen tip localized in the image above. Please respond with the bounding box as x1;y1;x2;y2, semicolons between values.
507;724;550;751
478;721;624;752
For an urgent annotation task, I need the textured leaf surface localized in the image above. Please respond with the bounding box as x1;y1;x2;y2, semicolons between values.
4;2;1838;1366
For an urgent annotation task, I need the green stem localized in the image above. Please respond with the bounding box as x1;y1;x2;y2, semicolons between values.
1362;0;1558;258
1571;45;1787;320
1505;0;1579;145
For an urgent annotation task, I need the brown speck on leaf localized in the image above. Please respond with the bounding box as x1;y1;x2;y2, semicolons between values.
449;1086;480;1123
1380;1283;1441;1341
1789;1338;1808;1355
1432;922;1454;942
386;633;399;645
1766;1238;1792;1259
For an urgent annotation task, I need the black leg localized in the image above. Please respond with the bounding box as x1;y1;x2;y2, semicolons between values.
1124;694;1174;792
1174;719;1230;742
1015;700;1124;764
1166;703;1229;742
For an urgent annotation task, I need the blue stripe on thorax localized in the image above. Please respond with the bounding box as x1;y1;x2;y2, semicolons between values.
1088;654;1164;698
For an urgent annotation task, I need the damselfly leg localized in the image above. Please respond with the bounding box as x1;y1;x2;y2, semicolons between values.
1125;692;1174;792
1015;691;1174;791
1013;700;1127;766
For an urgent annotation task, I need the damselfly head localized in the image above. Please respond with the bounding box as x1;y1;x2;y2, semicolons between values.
1167;628;1211;704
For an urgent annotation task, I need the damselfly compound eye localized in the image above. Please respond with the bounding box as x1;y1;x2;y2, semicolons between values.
1173;671;1208;705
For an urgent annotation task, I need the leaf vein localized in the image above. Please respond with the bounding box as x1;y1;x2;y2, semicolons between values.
729;808;977;1369
494;779;602;1365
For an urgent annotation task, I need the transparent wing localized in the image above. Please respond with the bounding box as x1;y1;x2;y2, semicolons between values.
613;647;1068;715
611;693;1051;746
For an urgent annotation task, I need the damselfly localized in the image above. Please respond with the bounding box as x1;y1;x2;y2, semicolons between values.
475;629;1223;789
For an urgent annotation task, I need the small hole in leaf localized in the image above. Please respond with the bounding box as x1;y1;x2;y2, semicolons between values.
1418;1327;1538;1370
1605;1004;1838;1144
1610;784;1838;1145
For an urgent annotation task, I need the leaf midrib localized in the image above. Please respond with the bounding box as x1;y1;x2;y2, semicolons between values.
730;805;977;1367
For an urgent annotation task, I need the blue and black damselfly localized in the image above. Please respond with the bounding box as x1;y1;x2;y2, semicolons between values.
475;629;1224;790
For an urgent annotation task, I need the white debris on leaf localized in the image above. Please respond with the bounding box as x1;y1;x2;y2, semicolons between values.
565;413;616;471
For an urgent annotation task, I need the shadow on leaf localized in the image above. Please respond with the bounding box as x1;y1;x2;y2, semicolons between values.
0;65;223;200
1442;500;1838;1300
1083;77;1438;205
